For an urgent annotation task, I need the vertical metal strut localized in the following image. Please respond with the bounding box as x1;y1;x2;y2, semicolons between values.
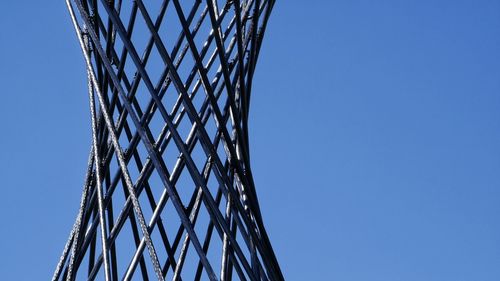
53;0;282;280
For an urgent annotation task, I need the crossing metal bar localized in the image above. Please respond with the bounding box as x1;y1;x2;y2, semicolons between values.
54;1;283;280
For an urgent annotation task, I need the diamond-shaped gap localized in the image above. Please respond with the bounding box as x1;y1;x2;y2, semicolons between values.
133;139;157;223
114;0;133;29
158;124;181;177
174;104;195;145
176;249;203;280
190;193;221;277
172;162;196;212
158;0;184;60
191;138;211;178
213;71;229;111
103;159;120;199
168;104;185;140
159;79;180;116
216;131;230;166
133;77;153;122
188;73;209;114
104;147;121;195
203;116;222;158
214;179;232;213
119;51;140;96
204;110;219;146
127;3;152;66
206;163;224;202
109;19;126;61
116;114;133;157
147;155;168;202
110;91;123;125
113;211;149;279
139;0;164;30
146;101;166;151
143;38;166;90
126;133;149;187
174;39;198;91
167;0;199;65
168;30;188;77
109;172;129;244
112;68;138;113
198;79;216;113
188;2;209;46
176;0;200;23
115;77;131;103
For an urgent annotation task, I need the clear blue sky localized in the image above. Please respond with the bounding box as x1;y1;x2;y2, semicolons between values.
0;1;499;280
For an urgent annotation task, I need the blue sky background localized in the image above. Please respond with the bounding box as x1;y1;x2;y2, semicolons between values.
1;1;499;280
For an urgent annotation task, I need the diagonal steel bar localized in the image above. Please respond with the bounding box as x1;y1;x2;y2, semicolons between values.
67;2;165;280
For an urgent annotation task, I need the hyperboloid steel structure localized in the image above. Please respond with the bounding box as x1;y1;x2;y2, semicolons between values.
53;0;283;280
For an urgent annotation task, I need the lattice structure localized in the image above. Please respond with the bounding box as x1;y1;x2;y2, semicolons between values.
53;0;282;280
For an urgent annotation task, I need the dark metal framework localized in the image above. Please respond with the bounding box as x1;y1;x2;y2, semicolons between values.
53;0;282;280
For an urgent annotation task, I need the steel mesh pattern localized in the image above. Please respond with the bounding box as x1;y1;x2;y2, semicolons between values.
53;0;282;280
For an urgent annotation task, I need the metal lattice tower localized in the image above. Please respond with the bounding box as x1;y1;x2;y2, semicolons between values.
53;0;283;280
